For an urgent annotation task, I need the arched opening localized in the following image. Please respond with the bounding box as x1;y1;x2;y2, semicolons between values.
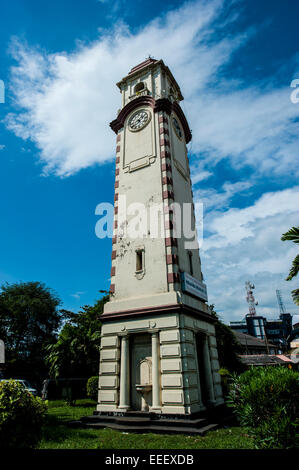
130;333;152;410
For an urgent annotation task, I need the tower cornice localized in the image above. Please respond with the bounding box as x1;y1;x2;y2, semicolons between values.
116;59;184;102
110;96;192;143
100;302;216;324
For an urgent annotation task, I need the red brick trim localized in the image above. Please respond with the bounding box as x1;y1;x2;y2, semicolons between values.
115;168;119;176
110;284;115;294
160;138;169;147
116;134;121;142
159;116;168;125
114;193;118;202
116;156;120;164
166;254;179;265
159;127;169;135
164;205;175;214
111;266;116;276
111;250;117;260
163;190;174;200
115;181;119;189
112;236;117;245
114;206;118;215
165;220;174;230
166;255;173;265
167;273;180;283
165;237;177;247
162;176;173;186
161;163;172;172
161;160;171;171
160;150;171;159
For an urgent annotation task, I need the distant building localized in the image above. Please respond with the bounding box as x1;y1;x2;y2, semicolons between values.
289;322;299;343
289;322;299;361
239;354;295;368
230;313;293;353
232;330;279;355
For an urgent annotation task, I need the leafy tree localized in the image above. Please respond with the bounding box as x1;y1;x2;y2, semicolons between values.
46;295;108;379
281;226;299;305
0;281;62;384
209;304;243;373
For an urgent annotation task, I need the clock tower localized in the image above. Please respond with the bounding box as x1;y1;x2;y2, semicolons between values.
97;58;224;420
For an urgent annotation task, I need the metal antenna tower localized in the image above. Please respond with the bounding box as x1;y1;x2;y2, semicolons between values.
276;289;286;314
245;281;258;316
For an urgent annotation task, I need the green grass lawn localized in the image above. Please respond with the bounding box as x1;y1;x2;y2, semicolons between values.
39;399;254;449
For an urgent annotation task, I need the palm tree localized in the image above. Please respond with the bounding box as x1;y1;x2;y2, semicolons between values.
281;226;299;306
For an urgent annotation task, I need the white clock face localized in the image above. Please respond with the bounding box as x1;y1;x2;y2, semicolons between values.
129;110;149;131
172;117;183;139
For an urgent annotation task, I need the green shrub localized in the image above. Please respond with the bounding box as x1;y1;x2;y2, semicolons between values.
0;379;47;448
228;366;299;448
86;376;99;401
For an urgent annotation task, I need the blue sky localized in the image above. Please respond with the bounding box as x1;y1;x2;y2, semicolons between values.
0;0;298;323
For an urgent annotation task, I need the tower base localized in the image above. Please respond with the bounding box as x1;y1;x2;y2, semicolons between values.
97;302;224;416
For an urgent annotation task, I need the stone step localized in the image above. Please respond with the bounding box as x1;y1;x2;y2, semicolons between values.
150;418;208;429
80;415;151;426
93;410;155;418
80;414;208;429
74;421;219;436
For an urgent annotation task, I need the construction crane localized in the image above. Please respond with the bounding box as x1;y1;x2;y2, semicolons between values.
245;281;258;316
276;289;286;314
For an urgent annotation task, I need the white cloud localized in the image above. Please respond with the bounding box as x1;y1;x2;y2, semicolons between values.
71;291;86;299
6;0;298;178
191;170;213;185
202;186;299;249
189;86;299;177
195;180;253;211
200;187;299;322
0;0;249;175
